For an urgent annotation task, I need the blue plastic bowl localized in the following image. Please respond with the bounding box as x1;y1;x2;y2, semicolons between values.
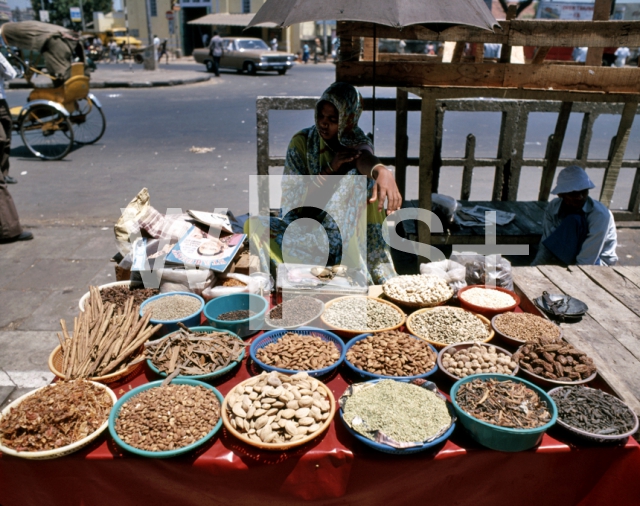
139;292;204;337
203;293;268;338
249;327;345;378
339;378;456;454
108;378;224;458
146;326;245;381
450;373;558;452
344;333;439;381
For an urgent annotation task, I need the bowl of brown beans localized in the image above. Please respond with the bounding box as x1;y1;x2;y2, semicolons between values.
249;328;345;378
491;312;562;348
344;330;438;380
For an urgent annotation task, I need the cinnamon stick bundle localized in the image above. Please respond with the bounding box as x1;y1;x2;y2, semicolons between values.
57;286;162;379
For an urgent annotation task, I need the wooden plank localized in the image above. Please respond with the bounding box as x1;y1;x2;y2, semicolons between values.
461;134;475;201
586;0;613;66
342;20;640;47
499;5;518;64
513;266;640;415
538;102;573;201
379;54;441;62
417;93;437;251
531;47;551;65
580;265;640;317
395;89;409;201
613;266;640;289
337;62;640;94
537;265;640;360
599;99;639;207
451;42;465;64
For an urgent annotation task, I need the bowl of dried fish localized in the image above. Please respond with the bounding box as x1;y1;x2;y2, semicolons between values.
513;338;597;388
320;296;406;338
250;328;345;378
344;331;438;381
204;293;268;338
146;326;246;381
339;379;456;454
108;378;223;458
406;306;494;350
548;386;639;443
451;374;558;452
0;380;116;460
221;371;335;451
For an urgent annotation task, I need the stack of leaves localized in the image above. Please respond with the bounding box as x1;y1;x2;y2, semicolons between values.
57;286;162;379
146;324;247;377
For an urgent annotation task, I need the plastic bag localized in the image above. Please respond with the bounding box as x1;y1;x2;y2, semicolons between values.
159;267;215;295
420;259;467;294
201;273;261;301
431;193;458;226
450;253;513;291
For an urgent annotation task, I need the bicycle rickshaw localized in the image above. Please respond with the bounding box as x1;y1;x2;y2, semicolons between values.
0;21;106;160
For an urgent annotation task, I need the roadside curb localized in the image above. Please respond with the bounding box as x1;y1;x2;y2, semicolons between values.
8;74;212;90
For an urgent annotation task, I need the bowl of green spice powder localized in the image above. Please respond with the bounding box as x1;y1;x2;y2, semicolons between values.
339;379;456;454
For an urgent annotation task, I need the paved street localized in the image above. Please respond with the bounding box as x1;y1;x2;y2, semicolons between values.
1;62;640;407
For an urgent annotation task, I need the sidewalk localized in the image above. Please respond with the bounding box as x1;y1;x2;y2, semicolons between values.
1;222;640;408
9;59;212;89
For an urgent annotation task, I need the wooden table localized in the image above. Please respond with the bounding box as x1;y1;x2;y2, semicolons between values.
513;265;640;416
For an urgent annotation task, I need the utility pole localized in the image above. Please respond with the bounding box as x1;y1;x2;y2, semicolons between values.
145;0;153;45
124;0;132;70
79;0;86;31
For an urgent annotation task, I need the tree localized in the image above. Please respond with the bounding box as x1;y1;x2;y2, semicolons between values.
31;0;113;30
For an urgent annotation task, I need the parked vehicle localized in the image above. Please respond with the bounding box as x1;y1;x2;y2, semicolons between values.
193;37;296;75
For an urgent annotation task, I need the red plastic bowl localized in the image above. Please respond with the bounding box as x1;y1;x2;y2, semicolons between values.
458;285;520;319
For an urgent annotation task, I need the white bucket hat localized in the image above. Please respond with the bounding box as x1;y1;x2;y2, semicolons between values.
551;165;596;195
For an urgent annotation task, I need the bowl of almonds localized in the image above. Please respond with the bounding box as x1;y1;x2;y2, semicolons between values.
221;371;335;450
344;330;438;381
249;328;345;378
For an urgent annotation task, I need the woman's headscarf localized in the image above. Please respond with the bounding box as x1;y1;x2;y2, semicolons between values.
314;82;371;149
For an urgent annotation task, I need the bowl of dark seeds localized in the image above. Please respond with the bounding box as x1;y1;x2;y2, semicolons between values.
203;293;268;338
549;386;639;443
79;281;159;312
265;296;325;329
139;292;205;337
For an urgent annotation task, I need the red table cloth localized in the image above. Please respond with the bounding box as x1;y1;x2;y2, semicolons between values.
2;355;639;506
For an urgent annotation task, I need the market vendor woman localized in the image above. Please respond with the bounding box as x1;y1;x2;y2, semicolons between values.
532;165;617;266
250;82;401;284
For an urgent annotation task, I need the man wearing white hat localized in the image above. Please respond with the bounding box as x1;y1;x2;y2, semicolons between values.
532;165;617;266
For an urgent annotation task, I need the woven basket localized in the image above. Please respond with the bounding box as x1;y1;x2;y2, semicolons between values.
0;381;116;460
249;327;345;378
48;345;145;385
320;296;406;338
221;373;336;451
406;306;494;349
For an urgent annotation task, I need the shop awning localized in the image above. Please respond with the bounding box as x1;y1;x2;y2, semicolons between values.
187;13;277;27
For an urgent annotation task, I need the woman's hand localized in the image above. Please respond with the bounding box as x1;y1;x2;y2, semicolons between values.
328;148;361;175
370;166;402;215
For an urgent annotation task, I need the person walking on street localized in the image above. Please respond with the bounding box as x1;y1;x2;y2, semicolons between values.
202;33;209;48
0;51;32;243
158;39;169;64
302;43;310;63
209;31;224;77
271;37;278;51
314;38;322;64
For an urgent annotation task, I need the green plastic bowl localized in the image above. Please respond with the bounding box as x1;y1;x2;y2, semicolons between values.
146;326;245;381
450;373;557;452
108;378;223;458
